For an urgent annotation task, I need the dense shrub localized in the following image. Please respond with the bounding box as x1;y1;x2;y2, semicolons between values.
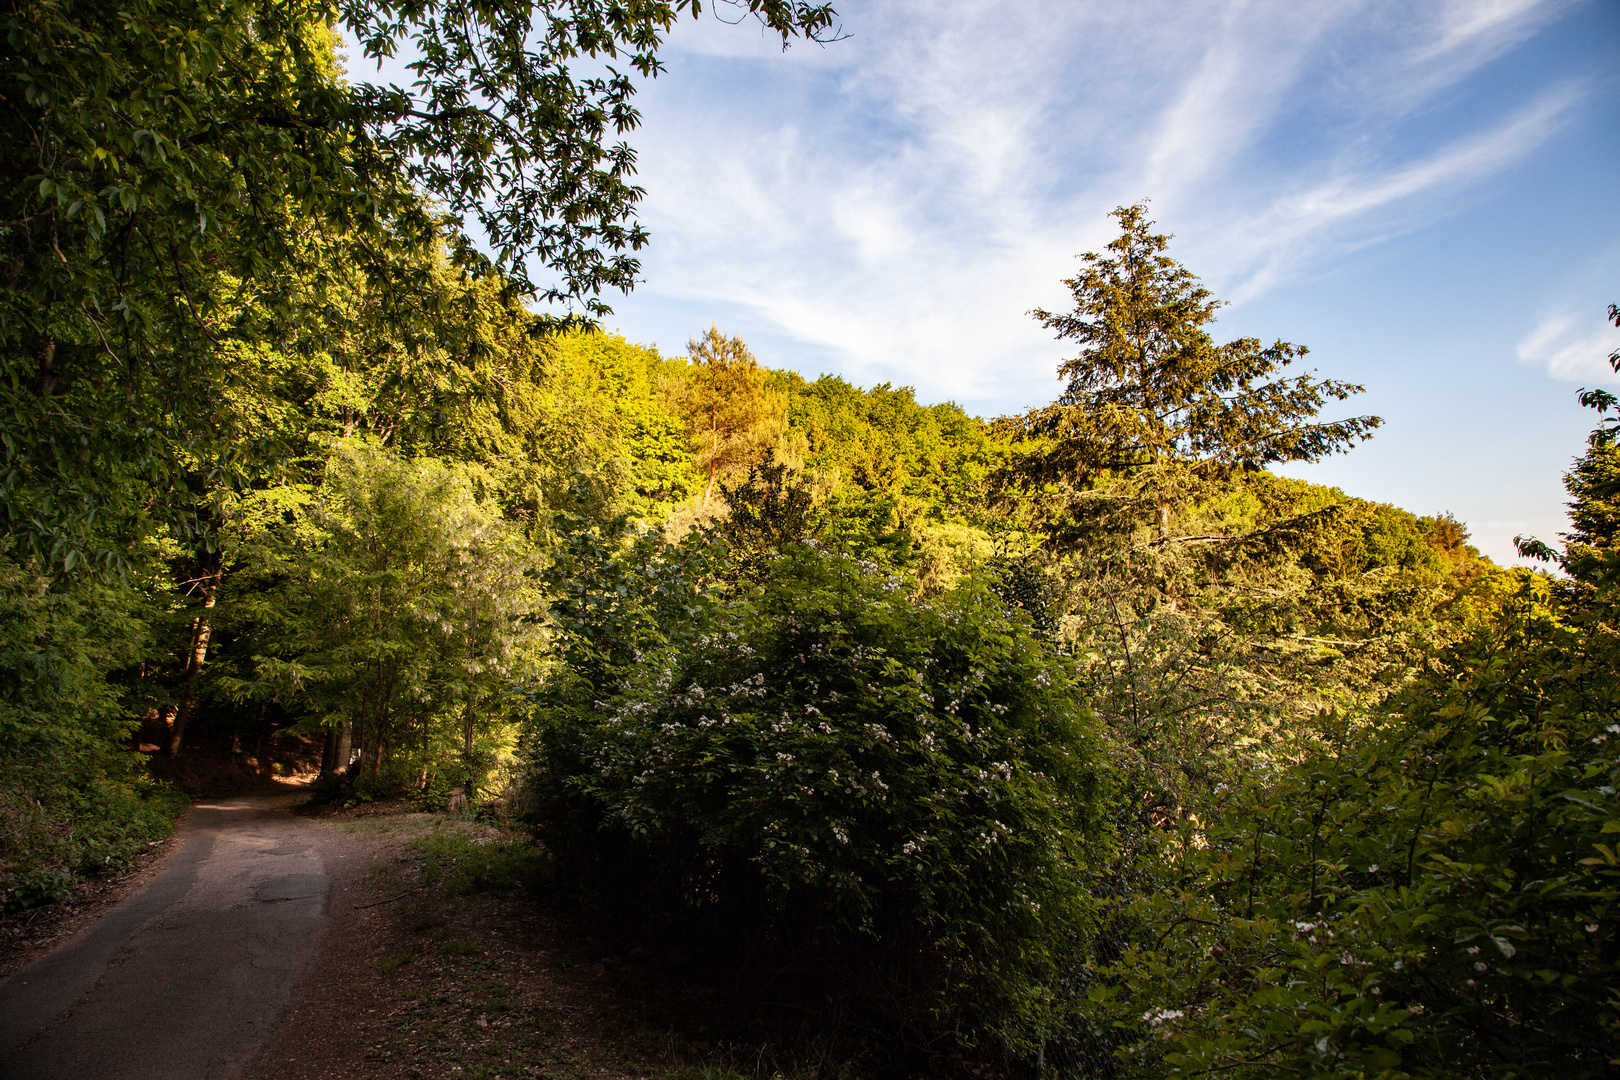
0;554;188;911
528;538;1113;1060
1095;576;1619;1078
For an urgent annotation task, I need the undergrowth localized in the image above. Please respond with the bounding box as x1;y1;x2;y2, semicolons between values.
0;771;188;912
408;821;553;896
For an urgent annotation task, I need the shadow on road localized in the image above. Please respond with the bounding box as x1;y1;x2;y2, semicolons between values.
0;793;330;1080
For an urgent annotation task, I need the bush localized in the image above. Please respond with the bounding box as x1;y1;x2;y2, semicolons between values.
1;774;187;912
0;555;188;911
529;540;1113;1060
1098;569;1620;1078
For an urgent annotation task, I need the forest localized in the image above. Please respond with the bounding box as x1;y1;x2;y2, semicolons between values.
2;0;1616;1076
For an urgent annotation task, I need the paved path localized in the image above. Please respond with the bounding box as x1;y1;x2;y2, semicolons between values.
0;793;331;1080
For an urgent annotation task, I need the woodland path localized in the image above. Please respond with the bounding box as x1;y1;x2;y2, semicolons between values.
0;793;335;1080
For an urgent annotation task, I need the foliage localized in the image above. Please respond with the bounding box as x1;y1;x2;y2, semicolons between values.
1093;397;1620;1080
1097;578;1619;1078
712;453;823;580
671;326;787;505
1059;474;1490;813
227;441;539;796
1008;204;1380;502
771;371;1009;578
527;539;1113;1059
1;0;838;573
0;552;186;908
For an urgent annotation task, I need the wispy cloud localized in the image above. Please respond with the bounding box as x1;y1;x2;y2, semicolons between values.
1203;84;1581;301
1518;307;1620;381
616;0;1590;414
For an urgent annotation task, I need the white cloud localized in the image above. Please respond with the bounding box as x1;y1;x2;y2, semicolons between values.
612;0;1589;414
1518;308;1620;382
1201;85;1580;301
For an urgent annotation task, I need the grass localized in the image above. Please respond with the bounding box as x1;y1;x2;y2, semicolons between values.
408;821;551;896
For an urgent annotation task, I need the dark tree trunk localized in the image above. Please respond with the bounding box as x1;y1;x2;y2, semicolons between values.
167;559;223;757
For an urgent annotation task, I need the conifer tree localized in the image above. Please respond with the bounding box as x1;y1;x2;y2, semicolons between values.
1005;203;1381;543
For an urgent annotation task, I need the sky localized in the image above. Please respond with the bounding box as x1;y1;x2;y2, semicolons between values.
579;0;1619;566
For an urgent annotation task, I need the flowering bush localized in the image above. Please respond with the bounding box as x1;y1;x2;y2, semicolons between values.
528;537;1112;1057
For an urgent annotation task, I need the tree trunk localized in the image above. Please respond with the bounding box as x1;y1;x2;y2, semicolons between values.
335;719;353;774
167;560;222;757
38;338;56;397
463;706;476;800
463;601;478;798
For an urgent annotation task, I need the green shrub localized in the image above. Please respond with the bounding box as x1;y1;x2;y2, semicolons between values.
1097;570;1620;1078
529;541;1113;1060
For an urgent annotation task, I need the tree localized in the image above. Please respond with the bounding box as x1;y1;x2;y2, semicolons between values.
713;452;821;579
229;442;538;788
1004;203;1381;543
1101;397;1620;1080
1516;302;1620;584
995;206;1455;831
675;326;784;505
1;0;841;573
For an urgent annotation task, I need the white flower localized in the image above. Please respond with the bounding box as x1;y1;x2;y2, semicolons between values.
902;841;919;855
1586;924;1600;933
1474;961;1487;972
1466;946;1480;955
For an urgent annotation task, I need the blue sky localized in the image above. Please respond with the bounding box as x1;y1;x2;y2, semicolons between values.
589;0;1618;565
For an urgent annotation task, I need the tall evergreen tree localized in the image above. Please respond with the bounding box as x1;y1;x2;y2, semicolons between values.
1004;203;1381;543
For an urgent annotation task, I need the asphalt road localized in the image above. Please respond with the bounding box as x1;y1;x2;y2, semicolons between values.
0;793;331;1080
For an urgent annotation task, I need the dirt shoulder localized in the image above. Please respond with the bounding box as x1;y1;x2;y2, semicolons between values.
244;808;674;1080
